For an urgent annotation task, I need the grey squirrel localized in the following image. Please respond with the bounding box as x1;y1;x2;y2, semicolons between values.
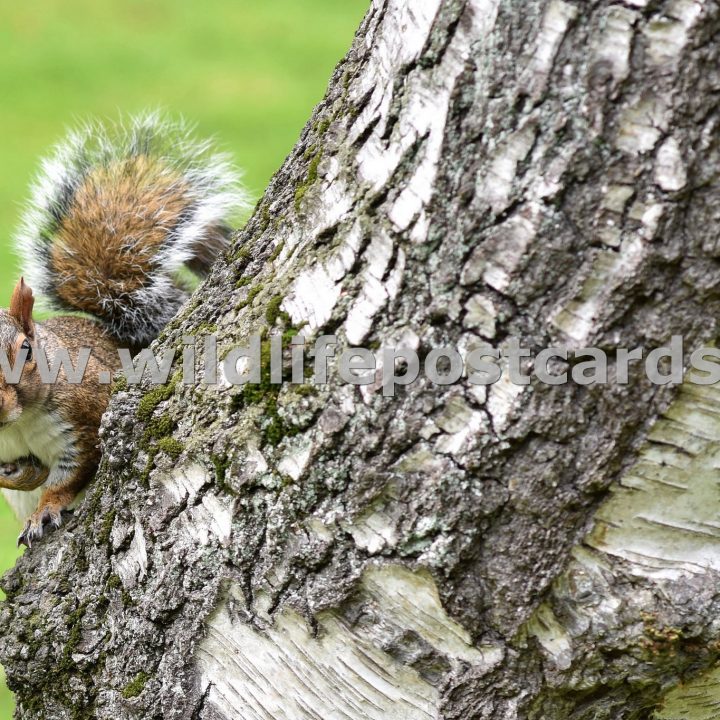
0;112;247;546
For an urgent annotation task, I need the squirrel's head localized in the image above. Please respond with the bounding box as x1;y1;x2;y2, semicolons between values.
0;278;44;424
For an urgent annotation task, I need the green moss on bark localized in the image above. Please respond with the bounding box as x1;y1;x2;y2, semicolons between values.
122;671;151;699
157;437;184;459
294;150;323;211
137;373;181;422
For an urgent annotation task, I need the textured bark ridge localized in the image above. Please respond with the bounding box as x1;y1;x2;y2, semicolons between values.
2;0;720;718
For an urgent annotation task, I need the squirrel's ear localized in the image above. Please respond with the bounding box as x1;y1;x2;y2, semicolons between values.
9;278;35;340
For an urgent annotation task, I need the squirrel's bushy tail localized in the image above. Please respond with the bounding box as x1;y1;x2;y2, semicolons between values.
15;112;249;346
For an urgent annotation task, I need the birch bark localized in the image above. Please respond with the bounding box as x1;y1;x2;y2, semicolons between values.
2;1;720;718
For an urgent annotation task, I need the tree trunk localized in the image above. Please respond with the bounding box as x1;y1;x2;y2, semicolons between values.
2;0;720;718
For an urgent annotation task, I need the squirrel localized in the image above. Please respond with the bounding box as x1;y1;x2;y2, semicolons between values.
0;112;247;547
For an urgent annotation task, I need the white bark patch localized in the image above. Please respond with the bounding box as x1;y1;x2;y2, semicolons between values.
280;212;361;331
365;231;395;280
344;273;390;346
353;0;443;189
410;211;431;245
436;396;476;435
389;186;423;232
159;462;208;504
481;212;538;293
276;222;356;333
157;463;233;547
176;492;234;548
360;565;503;666
520;0;578;98
388;0;501;233
615;93;669;155
433;396;488;456
325;230;362;283
46;544;68;576
487;364;526;432
644;0;704;67
654;136;687;192
593;6;637;84
419;420;441;441
597;184;635;247
215;356;233;390
195;565;501;720
343;231;402;345
114;516;148;589
244;447;269;478
197;595;438;720
351;0;501;240
385;246;406;300
463;294;497;337
284;265;343;331
531;148;574;201
277;437;313;481
527;604;573;670
629;198;666;240
531;361;720;709
343;506;399;555
654;665;720;719
641;204;665;236
434;400;488;457
305;516;334;543
478;123;537;215
550;236;646;345
314;175;353;231
587;379;720;580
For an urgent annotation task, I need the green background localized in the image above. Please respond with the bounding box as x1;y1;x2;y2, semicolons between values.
0;0;367;714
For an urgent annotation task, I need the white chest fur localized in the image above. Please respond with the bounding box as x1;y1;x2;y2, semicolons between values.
0;407;72;467
0;409;74;522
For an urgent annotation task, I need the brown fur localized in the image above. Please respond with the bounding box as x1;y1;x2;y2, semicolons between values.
9;278;35;339
7;116;241;545
51;156;189;313
43;315;119;428
0;280;122;545
0;287;48;423
0;333;46;424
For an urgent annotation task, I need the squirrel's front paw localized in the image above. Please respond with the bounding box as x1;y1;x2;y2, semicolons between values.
0;463;20;478
18;506;64;548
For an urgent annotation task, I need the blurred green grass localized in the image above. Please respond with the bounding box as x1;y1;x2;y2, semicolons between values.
0;0;367;715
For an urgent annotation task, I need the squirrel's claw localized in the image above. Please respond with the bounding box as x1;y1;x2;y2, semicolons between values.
18;506;64;548
17;523;37;548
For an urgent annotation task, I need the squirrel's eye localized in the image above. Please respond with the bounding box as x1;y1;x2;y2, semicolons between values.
21;339;32;363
